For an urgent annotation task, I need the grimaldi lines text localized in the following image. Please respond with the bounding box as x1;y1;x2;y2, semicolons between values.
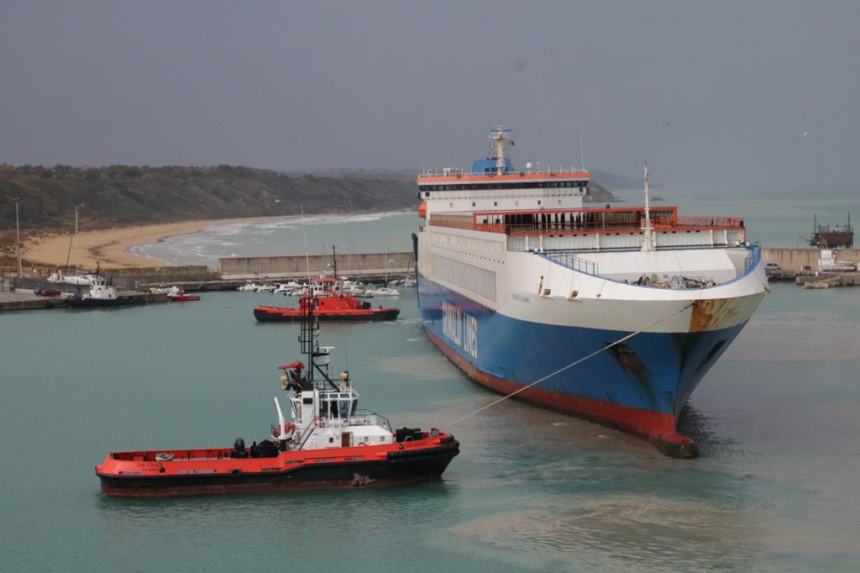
415;128;767;458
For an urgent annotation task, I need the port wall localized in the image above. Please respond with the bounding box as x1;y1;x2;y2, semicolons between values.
763;248;860;272
218;252;415;279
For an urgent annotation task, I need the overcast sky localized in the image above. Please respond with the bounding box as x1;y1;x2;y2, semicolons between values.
2;1;858;187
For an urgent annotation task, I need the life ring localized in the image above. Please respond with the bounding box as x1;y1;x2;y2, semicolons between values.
284;422;296;435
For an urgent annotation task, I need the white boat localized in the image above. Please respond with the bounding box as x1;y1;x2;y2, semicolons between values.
48;207;98;286
67;274;143;308
47;269;99;286
364;287;400;297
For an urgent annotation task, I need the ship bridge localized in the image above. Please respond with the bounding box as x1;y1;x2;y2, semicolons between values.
418;127;589;215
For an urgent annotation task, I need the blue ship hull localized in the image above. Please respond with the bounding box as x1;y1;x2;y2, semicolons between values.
418;273;746;457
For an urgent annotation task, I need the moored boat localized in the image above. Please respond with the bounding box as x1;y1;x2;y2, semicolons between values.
167;286;201;302
254;278;399;322
364;286;401;297
95;295;456;496
66;273;145;308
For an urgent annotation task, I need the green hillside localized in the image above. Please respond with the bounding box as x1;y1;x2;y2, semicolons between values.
0;163;617;231
0;164;416;231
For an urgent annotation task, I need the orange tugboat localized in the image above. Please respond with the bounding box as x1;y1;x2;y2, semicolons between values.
254;278;399;322
95;295;457;496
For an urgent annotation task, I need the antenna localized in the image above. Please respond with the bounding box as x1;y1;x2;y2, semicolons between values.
579;129;586;171
14;197;21;278
74;206;80;271
331;245;338;279
641;162;654;252
299;204;312;282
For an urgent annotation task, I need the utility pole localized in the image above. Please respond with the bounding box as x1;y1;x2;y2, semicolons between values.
14;197;22;277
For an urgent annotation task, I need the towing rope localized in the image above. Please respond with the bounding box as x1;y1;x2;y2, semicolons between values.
446;301;695;426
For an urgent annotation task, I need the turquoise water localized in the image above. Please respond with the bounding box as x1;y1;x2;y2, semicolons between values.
1;285;859;572
133;212;419;267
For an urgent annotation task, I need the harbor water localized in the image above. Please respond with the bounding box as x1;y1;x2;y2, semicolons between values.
1;283;859;571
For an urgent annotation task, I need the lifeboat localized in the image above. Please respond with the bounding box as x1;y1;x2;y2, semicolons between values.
95;296;456;496
254;278;399;322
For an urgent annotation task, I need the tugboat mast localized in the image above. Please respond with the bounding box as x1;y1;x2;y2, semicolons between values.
331;245;338;279
299;294;338;389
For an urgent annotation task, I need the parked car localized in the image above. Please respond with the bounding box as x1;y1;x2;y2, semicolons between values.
34;287;62;297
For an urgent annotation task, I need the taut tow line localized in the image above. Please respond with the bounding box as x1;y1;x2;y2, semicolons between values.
445;302;695;426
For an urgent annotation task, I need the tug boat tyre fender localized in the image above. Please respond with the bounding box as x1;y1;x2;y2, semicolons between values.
386;440;460;464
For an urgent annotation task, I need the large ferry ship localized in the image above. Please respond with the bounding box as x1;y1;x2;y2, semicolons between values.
415;128;768;458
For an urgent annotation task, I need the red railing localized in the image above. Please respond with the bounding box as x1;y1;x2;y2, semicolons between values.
430;206;744;237
673;216;744;228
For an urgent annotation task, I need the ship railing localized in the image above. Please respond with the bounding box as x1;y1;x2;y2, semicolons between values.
348;410;393;432
418;167;587;179
297;420;318;450
539;251;600;276
744;243;761;273
675;216;744;228
427;208;745;241
441;219;744;235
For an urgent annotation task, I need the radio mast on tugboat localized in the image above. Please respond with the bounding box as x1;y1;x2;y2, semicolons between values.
96;291;458;496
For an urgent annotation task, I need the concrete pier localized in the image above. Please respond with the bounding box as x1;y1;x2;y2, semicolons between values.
763;248;860;272
218;252;415;280
0;290;167;311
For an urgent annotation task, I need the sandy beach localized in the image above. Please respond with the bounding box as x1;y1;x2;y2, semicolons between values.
22;215;293;269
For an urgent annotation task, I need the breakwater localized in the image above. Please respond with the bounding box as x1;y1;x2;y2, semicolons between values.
763;247;860;272
218;252;415;280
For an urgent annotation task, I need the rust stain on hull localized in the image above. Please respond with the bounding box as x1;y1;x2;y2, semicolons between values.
606;343;658;408
689;298;743;332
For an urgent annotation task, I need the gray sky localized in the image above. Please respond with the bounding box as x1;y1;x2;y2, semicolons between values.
2;1;858;187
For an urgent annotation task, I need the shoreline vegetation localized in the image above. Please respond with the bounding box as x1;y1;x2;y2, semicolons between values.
1;163;617;269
